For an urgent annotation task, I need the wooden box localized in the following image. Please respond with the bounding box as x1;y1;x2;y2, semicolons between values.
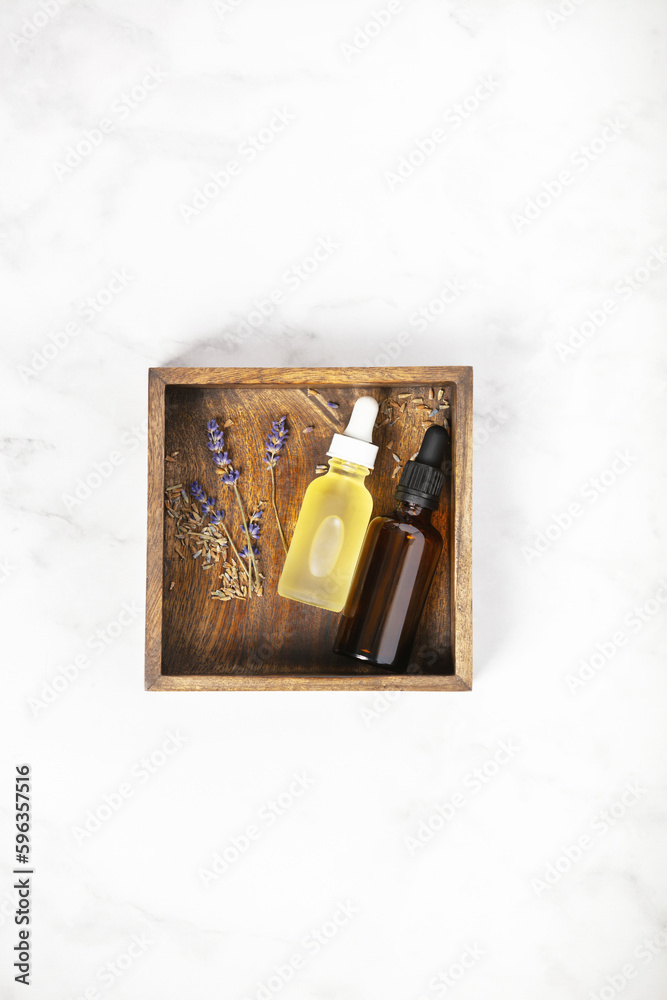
145;366;472;691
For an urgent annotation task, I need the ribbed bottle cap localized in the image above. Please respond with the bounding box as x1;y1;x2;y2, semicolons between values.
395;425;448;510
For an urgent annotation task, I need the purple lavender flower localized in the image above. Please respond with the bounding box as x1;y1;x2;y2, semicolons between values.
239;544;259;558
190;482;223;521
240;509;262;553
207;418;224;450
211;452;231;470
190;481;206;503
264;415;289;468
200;495;217;516
206;418;240;482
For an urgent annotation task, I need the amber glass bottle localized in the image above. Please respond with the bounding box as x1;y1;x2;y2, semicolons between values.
333;425;448;672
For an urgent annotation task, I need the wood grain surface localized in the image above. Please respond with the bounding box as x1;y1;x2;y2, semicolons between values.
145;367;472;691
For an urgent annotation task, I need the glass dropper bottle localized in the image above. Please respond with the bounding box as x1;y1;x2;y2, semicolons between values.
333;424;448;672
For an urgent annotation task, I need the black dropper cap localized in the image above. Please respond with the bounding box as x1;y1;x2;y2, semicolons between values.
394;425;448;510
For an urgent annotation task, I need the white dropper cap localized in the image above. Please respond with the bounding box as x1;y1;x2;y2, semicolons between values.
326;395;379;469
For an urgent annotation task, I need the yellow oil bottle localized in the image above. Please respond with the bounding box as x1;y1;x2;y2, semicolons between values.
278;396;379;611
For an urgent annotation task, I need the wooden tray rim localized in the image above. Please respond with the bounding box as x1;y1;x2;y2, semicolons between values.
145;366;473;692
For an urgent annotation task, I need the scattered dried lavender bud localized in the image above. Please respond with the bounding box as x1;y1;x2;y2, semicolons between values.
429;408;439;418
303;426;314;433
326;401;339;409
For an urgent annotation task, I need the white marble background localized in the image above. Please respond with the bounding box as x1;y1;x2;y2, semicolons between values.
1;0;667;997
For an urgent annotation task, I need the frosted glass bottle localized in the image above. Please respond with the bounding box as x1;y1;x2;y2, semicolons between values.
277;396;379;612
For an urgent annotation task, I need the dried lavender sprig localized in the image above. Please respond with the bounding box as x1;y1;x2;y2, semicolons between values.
190;481;251;593
205;420;259;587
263;416;289;554
207;418;240;483
263;416;289;468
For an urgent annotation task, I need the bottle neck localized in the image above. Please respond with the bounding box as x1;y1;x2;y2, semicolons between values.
327;457;370;480
393;499;434;523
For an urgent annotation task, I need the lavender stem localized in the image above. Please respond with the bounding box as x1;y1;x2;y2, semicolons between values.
270;464;288;554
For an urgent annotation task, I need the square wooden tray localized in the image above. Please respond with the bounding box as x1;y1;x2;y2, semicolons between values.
145;366;472;691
